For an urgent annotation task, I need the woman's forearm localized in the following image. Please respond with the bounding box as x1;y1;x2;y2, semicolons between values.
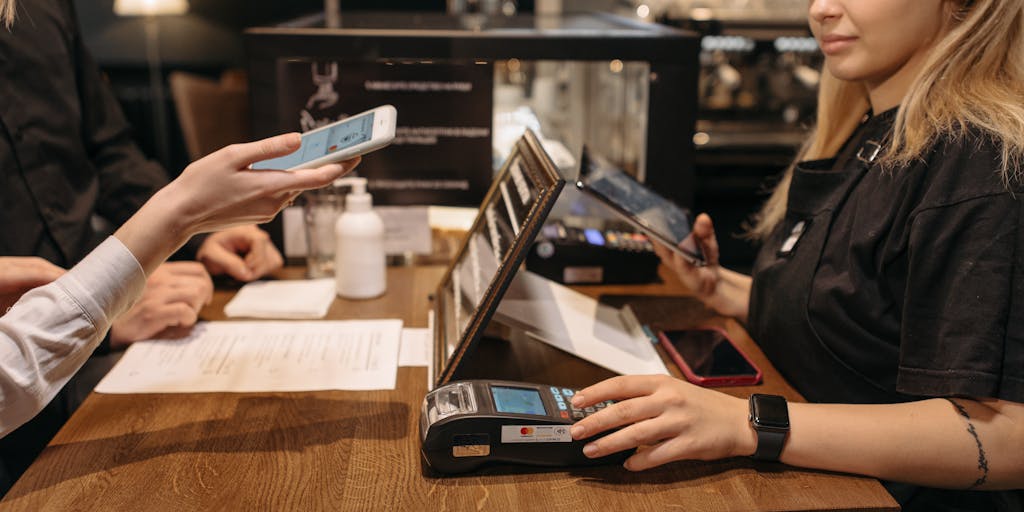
708;267;752;322
113;187;193;277
762;398;1024;490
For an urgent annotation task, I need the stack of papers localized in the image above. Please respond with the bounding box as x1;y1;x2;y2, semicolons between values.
224;279;336;319
96;320;404;393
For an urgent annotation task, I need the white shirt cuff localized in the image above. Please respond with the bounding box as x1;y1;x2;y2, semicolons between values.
55;236;147;328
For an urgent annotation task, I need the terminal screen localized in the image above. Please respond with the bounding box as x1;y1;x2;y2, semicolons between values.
491;386;547;416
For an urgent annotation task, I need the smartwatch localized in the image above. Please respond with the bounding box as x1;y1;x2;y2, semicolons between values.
748;393;789;462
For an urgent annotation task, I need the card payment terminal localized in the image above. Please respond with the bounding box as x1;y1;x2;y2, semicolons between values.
420;380;632;474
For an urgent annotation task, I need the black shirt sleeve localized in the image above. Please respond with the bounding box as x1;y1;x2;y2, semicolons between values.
897;161;1024;402
67;0;170;228
65;0;212;261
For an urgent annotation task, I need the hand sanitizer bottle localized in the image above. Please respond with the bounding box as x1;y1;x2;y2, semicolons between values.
333;177;386;299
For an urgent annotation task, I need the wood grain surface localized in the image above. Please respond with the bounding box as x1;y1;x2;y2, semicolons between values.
0;265;898;511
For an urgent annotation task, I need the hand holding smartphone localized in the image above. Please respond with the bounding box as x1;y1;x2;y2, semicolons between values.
657;327;762;387
575;146;705;266
251;105;397;171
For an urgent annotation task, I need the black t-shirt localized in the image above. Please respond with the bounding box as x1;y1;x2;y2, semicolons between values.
749;109;1023;510
0;0;174;491
752;109;1023;402
0;0;169;267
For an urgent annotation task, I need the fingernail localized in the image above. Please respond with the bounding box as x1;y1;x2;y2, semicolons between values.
570;425;584;438
571;394;584;407
583;444;598;457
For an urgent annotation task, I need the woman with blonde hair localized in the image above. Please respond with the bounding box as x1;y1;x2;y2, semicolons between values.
571;1;1024;509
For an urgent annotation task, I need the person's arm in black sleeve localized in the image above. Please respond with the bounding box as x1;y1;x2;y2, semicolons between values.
64;0;208;260
63;1;278;281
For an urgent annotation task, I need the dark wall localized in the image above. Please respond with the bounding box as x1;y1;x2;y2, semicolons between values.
73;1;449;174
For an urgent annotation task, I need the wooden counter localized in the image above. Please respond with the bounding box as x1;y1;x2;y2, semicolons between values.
0;266;898;511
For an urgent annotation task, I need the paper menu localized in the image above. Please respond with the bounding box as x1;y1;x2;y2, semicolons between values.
95;320;403;393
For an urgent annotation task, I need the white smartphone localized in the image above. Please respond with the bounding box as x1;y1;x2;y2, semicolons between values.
251;104;397;171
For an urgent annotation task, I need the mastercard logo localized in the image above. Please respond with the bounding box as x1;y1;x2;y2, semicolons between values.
520;427;534;435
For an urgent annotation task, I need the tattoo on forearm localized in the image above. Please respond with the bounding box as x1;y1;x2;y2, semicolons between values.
945;398;989;489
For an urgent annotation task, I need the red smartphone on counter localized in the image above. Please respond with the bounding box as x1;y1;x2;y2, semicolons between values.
657;327;762;387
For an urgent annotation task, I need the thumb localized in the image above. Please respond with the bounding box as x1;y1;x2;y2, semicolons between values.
216;133;303;169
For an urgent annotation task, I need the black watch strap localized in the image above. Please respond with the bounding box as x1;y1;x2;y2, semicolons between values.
751;429;787;462
749;393;789;462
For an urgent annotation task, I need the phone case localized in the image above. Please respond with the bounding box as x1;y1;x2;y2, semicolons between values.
657;327;762;387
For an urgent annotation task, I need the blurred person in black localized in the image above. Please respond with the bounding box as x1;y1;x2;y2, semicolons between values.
0;0;287;491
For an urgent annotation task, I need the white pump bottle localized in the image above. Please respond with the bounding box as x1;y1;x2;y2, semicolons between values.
333;177;386;299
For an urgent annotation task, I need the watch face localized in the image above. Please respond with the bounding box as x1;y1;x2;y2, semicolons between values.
751;394;789;429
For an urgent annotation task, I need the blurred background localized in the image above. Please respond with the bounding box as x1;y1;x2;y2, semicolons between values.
76;0;817;270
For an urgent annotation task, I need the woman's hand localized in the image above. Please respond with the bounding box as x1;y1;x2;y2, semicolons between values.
159;133;360;236
653;214;751;320
116;133;360;276
569;375;754;471
653;213;723;302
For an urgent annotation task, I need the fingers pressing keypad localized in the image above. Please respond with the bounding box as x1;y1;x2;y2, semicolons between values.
549;386;614;422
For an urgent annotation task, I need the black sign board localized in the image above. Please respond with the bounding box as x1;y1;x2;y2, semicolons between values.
277;60;494;205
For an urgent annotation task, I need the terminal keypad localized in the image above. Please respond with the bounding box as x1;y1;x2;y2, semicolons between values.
549;386;614;422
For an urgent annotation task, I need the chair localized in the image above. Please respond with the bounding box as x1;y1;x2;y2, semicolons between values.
169;69;251;161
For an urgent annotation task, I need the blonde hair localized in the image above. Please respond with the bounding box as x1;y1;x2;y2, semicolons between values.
748;0;1024;240
1;0;14;29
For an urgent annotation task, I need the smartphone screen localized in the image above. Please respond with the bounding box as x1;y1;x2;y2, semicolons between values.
252;113;375;170
663;329;758;379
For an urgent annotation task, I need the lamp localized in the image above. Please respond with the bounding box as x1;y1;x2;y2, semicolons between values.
113;0;189;166
113;0;188;16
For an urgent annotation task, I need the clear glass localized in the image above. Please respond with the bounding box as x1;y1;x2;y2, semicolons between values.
302;187;345;278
